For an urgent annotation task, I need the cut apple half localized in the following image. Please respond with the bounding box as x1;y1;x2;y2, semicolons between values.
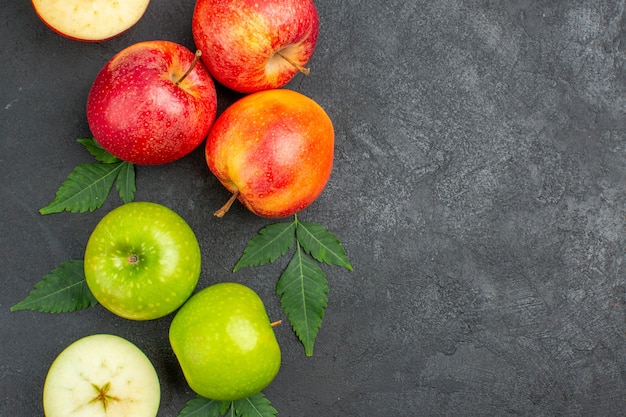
43;334;160;417
32;0;150;41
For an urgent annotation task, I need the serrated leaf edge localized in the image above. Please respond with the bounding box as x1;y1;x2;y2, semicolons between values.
77;137;121;164
296;219;353;271
39;162;125;214
233;220;296;272
176;394;276;417
276;243;329;356
233;392;277;417
115;161;136;204
10;259;97;313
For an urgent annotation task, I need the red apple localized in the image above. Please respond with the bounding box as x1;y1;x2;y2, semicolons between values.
192;0;319;93
206;89;334;219
86;40;217;165
32;0;150;42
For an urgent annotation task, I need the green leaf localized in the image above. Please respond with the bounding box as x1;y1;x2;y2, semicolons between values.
222;402;234;416
233;392;277;417
233;221;296;272
10;260;97;313
77;137;121;163
115;161;136;204
276;243;329;356
296;220;353;271
39;162;125;214
233;217;351;356
176;395;229;417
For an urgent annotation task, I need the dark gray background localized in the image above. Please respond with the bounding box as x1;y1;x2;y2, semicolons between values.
2;0;625;416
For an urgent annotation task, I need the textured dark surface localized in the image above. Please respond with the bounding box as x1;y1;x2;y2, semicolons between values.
2;1;626;416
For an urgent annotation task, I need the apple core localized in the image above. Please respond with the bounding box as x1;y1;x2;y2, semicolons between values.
43;334;160;417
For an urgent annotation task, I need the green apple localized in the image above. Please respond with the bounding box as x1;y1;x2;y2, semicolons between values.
43;334;160;417
84;202;201;320
169;282;281;401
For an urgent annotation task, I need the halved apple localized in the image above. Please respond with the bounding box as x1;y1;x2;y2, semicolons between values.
43;334;160;417
32;0;150;41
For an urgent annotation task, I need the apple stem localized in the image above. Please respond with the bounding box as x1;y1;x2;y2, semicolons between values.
271;320;282;328
214;190;240;218
175;50;203;85
276;52;310;76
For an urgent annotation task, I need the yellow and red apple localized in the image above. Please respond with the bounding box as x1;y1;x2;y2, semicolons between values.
32;0;150;41
206;89;334;219
192;0;319;93
86;40;217;165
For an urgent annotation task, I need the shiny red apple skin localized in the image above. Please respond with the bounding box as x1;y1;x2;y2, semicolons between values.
206;89;334;218
192;0;319;93
86;40;217;165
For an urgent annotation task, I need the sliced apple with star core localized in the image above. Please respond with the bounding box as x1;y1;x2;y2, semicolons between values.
43;334;160;417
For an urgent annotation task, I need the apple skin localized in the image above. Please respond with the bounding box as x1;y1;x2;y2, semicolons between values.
86;40;217;165
32;0;150;42
43;334;160;417
169;282;281;401
206;89;334;218
192;0;319;93
84;202;201;320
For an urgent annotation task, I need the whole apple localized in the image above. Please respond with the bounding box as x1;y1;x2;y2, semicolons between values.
206;89;334;218
43;334;160;417
32;0;150;41
86;40;217;165
84;202;201;320
192;0;319;93
169;282;281;401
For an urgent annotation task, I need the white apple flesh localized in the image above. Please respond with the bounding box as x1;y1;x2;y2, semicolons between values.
32;0;150;41
43;334;160;417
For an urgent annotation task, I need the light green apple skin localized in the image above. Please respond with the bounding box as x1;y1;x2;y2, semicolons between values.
84;202;201;320
169;282;281;401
